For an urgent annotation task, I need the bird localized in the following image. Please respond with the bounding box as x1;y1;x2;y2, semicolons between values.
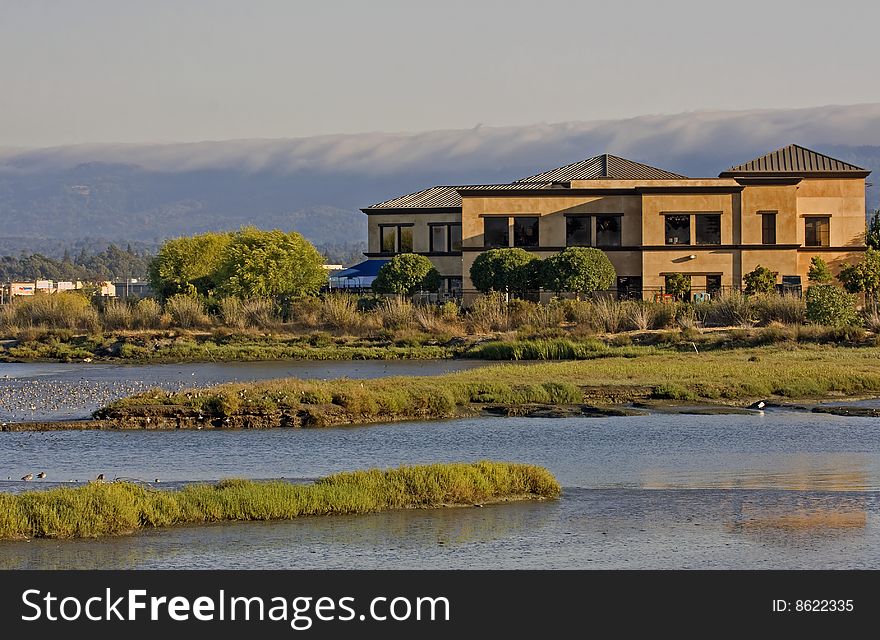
95;473;105;481
21;473;33;481
36;472;46;479
749;400;767;410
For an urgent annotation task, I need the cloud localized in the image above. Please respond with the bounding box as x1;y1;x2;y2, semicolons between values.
2;103;880;177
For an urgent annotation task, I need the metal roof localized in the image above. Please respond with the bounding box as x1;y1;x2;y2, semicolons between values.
515;153;687;182
363;182;552;210
720;144;870;177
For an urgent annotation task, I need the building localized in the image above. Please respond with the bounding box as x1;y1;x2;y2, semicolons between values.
360;144;870;300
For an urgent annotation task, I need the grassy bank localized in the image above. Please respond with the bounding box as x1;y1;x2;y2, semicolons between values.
0;462;560;540
97;345;880;429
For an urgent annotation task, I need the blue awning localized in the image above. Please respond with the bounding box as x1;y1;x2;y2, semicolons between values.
329;259;389;288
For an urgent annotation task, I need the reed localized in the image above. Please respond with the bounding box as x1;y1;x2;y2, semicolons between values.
0;462;561;540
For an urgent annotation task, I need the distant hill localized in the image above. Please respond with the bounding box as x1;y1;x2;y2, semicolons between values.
2;104;880;261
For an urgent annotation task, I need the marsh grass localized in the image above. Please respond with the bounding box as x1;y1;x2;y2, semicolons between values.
165;295;210;329
0;462;560;540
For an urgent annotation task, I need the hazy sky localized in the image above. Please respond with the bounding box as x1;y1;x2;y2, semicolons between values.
1;0;878;147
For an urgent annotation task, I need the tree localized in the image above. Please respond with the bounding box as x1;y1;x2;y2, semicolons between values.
469;248;542;296
149;232;233;299
664;273;691;301
838;247;880;311
867;210;880;250
215;227;326;299
807;256;833;283
372;253;441;295
806;284;858;326
540;247;616;296
743;265;777;295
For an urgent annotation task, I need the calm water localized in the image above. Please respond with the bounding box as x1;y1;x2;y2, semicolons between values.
2;410;880;569
0;359;490;422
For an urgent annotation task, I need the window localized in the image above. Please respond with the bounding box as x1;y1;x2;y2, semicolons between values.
446;277;462;293
484;217;509;248
617;276;642;300
596;215;621;247
450;224;462;251
513;216;539;247
566;215;591;247
695;214;721;245
706;275;722;295
430;225;447;253
429;223;463;253
805;216;830;247
379;224;413;254
761;212;777;245
665;215;690;245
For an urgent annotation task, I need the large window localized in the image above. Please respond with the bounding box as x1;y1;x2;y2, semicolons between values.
695;214;721;245
429;223;462;253
761;212;777;245
706;275;722;295
566;215;591;247
484;217;509;248
805;216;830;247
596;215;621;247
380;224;413;254
617;276;642;300
513;216;539;247
665;215;690;245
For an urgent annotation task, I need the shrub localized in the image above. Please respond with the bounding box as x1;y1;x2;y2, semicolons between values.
376;297;415;329
468;293;509;332
438;301;460;320
165;295;210;329
131;298;164;329
540;247;615;296
469;248;541;295
664;273;691;301
372;254;441;295
743;265;777;295
627;301;656;331
8;292;99;330
101;299;133;330
218;297;246;328
706;290;754;327
805;284;859;327
752;294;806;326
808;256;834;283
592;298;625;333
319;293;360;330
242;298;278;329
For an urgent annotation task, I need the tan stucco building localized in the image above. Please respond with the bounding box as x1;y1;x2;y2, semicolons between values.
361;144;870;300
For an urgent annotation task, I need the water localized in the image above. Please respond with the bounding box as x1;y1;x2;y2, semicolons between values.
2;410;880;568
0;359;490;422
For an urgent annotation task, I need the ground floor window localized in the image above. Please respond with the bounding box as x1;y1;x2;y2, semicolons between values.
706;274;722;295
445;277;462;293
616;276;642;300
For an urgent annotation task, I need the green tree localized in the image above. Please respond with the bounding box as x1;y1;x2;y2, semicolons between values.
215;227;326;299
807;256;834;283
149;232;233;299
867;210;880;250
469;248;541;296
540;247;616;296
664;273;692;301
372;254;441;295
838;247;880;311
806;284;859;326
743;265;777;295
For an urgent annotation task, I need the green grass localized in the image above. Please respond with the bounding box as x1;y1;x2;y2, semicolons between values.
0;461;560;540
101;345;880;428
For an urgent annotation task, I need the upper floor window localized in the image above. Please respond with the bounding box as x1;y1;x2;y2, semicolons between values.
805;216;830;247
695;214;721;245
379;224;413;254
566;215;591;247
665;215;690;245
429;223;462;253
484;217;509;248
761;212;777;245
596;215;621;247
513;216;539;247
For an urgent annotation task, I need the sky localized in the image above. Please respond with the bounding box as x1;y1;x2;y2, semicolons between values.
1;0;878;148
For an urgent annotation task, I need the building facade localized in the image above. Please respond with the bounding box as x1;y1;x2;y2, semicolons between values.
361;144;870;300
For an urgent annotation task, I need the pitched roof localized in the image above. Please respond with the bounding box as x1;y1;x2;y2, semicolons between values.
363;182;552;210
720;144;870;177
515;153;687;182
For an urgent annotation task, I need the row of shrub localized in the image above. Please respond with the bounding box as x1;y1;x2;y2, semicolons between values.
1;288;877;337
